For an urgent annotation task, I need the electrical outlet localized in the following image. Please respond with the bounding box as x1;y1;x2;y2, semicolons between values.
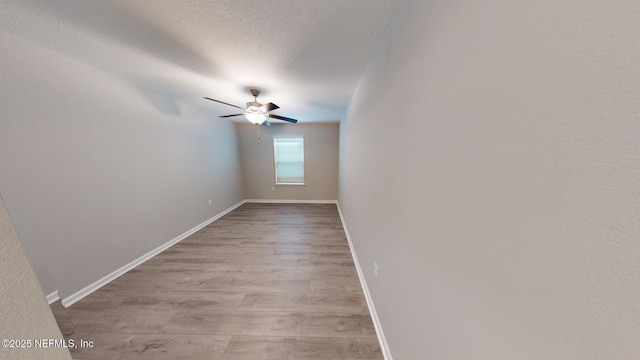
208;199;212;205
374;262;379;280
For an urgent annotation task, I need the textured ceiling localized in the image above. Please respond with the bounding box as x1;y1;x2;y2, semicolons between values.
0;0;399;122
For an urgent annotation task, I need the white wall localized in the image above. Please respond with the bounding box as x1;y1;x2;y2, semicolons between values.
237;122;338;200
340;0;640;359
0;194;72;360
0;31;244;299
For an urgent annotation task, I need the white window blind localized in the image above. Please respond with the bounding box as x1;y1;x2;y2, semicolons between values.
273;137;304;184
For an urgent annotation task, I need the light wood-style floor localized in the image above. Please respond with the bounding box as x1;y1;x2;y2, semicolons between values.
51;203;382;359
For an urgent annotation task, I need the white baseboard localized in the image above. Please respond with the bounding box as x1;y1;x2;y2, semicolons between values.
45;290;60;305
336;202;393;360
244;199;337;204
61;199;246;308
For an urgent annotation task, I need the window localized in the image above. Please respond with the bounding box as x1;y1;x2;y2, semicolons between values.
273;137;304;184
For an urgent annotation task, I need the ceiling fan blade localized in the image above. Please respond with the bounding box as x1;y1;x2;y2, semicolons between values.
262;120;271;127
269;114;298;124
260;102;280;112
219;113;245;118
203;97;244;110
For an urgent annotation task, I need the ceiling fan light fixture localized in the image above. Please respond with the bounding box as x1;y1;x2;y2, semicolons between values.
246;112;267;124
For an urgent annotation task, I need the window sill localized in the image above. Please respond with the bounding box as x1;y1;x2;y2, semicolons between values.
274;183;306;186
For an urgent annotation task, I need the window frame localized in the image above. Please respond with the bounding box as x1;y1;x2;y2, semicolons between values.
273;136;305;185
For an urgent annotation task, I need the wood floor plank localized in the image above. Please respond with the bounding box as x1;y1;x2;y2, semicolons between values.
162;310;303;337
309;277;365;294
61;308;178;335
67;332;232;360
69;290;247;311
202;277;311;293
51;203;382;359
239;292;370;314
301;313;378;338
221;336;383;360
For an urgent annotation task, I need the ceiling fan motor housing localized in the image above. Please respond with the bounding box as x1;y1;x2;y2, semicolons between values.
246;101;263;111
247;88;263;112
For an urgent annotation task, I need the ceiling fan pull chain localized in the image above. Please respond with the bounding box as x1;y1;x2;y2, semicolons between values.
256;124;261;144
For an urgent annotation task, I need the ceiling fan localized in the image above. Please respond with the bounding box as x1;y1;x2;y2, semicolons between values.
204;89;298;126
